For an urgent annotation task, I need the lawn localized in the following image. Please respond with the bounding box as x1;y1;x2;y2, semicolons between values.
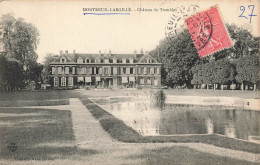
0;107;97;160
129;146;259;165
0;90;81;107
81;98;260;153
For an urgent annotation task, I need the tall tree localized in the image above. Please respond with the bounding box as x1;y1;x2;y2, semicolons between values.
0;13;39;66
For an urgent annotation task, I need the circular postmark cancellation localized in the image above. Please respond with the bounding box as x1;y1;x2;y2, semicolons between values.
165;5;200;42
7;142;18;152
185;11;213;51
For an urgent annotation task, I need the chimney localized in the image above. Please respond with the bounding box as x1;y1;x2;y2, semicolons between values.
140;48;144;54
99;50;101;56
109;49;111;55
73;49;76;54
133;50;137;59
60;50;63;56
65;50;68;54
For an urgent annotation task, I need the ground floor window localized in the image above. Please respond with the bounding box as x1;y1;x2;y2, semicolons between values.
61;77;66;86
54;77;59;87
68;77;73;86
147;77;151;85
140;78;144;85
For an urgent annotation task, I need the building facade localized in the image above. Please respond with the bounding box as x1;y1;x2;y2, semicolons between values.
49;50;161;89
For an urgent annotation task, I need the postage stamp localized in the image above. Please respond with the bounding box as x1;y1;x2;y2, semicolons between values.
185;6;232;58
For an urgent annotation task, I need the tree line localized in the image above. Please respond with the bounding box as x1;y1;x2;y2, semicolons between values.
150;24;260;90
0;13;42;92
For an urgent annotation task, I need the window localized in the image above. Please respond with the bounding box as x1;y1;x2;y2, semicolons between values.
126;67;130;75
104;68;109;75
157;67;160;75
123;67;126;74
146;58;152;63
60;57;66;63
54;77;59;87
99;68;103;74
113;67;117;75
95;58;100;63
65;67;69;74
58;67;62;74
130;68;133;74
137;67;141;75
104;59;109;63
52;67;55;75
61;77;66;86
154;67;157;74
68;77;73;86
144;67;147;75
150;67;154;75
77;57;83;63
86;59;91;63
147;77;151;85
113;58;117;63
141;67;144;74
140;78;144;85
126;59;129;63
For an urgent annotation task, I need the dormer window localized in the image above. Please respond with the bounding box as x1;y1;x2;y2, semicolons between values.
95;58;100;63
113;58;117;63
122;58;126;63
60;57;66;63
146;58;152;63
129;58;133;64
86;58;91;63
77;57;83;63
104;59;109;63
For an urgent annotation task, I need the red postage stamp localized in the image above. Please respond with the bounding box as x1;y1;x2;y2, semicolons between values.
185;6;232;58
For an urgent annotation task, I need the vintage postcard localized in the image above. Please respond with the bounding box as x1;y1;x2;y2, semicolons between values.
0;0;259;164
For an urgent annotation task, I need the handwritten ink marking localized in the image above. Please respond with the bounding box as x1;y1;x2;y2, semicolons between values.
83;13;130;15
239;5;257;24
248;5;257;24
239;6;248;19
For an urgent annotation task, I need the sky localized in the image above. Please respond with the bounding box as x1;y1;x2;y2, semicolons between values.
0;0;259;63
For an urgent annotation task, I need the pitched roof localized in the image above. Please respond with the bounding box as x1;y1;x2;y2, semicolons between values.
51;52;160;64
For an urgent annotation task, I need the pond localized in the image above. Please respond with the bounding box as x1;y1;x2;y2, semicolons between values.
90;97;260;144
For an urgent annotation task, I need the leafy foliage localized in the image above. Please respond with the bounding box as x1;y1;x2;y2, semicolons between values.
150;23;259;89
0;13;39;65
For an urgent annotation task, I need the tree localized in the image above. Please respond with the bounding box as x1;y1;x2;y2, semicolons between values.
42;53;57;84
150;30;201;87
235;55;259;91
0;13;39;66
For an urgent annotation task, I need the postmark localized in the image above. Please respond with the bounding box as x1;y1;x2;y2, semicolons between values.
165;5;200;39
185;6;232;58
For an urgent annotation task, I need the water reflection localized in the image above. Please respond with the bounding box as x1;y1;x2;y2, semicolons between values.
97;99;260;143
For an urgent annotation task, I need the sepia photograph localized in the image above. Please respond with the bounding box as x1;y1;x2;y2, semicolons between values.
0;0;259;164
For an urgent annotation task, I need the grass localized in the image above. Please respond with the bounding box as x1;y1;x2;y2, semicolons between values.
81;98;260;153
0;90;81;107
0;99;69;107
0;108;97;160
0;90;81;101
129;146;259;165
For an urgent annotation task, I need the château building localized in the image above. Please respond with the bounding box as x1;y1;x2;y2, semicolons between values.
49;50;161;89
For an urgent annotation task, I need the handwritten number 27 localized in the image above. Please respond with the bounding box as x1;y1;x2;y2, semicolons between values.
239;5;257;24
